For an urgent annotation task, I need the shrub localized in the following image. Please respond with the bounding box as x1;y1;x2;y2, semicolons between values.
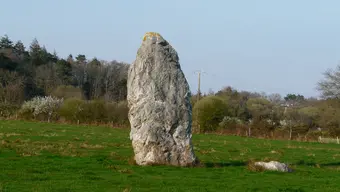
305;130;331;141
249;118;277;137
58;98;85;123
58;99;125;125
19;103;35;120
115;101;129;125
105;102;119;123
190;96;198;108
105;101;129;126
84;100;107;123
193;96;227;133
219;116;243;128
218;116;244;134
19;96;63;122
0;102;20;118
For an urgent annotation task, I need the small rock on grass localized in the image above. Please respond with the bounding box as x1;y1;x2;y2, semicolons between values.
254;161;293;172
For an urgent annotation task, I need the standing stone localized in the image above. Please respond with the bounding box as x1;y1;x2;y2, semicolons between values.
127;32;197;166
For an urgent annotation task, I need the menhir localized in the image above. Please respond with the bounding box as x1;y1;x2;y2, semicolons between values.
127;32;197;166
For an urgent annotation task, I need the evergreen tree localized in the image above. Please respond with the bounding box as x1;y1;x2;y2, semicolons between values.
75;54;86;64
88;57;101;67
0;35;13;49
29;38;43;66
13;40;26;55
56;59;72;85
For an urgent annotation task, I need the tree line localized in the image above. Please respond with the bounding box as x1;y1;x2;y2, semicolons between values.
1;34;340;141
191;63;340;140
0;35;129;104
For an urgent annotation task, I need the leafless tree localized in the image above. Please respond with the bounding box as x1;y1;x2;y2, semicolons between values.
0;69;25;103
317;65;340;99
267;93;283;104
102;62;129;101
35;63;61;94
71;63;86;86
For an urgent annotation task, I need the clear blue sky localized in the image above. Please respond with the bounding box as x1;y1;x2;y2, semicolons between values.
1;0;340;98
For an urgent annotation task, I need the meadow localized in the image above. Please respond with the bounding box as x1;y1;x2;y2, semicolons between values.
0;120;340;192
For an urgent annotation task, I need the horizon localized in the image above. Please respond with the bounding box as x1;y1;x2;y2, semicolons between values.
2;0;340;98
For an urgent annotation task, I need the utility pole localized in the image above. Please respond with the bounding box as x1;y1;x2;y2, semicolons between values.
194;70;205;102
197;71;201;101
193;69;207;133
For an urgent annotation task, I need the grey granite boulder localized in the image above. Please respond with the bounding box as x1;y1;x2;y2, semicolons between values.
127;32;197;166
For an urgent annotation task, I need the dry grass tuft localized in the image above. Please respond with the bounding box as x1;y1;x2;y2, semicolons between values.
21;151;40;157
261;156;280;162
122;187;132;192
41;133;58;137
270;149;285;155
80;143;104;149
107;165;133;174
127;156;137;165
118;168;133;174
0;132;22;137
1;140;9;145
247;160;266;172
199;148;217;155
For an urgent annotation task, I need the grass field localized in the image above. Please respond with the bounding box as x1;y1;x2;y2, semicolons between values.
1;120;340;192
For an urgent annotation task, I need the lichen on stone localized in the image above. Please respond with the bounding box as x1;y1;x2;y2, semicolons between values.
143;32;162;41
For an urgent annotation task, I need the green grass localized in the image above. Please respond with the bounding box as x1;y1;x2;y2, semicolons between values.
1;120;340;192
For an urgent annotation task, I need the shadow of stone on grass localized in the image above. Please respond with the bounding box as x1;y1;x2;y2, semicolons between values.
203;160;246;168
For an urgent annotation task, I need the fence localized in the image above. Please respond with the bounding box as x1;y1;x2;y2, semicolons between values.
318;136;340;144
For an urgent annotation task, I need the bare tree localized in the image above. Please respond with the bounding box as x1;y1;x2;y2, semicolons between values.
70;59;130;101
0;69;25;103
71;63;85;86
87;64;104;100
35;63;61;94
103;64;119;101
267;93;283;104
284;107;307;140
317;65;340;99
102;62;128;102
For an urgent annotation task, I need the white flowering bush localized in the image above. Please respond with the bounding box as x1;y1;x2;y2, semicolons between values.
219;116;243;129
19;96;64;122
